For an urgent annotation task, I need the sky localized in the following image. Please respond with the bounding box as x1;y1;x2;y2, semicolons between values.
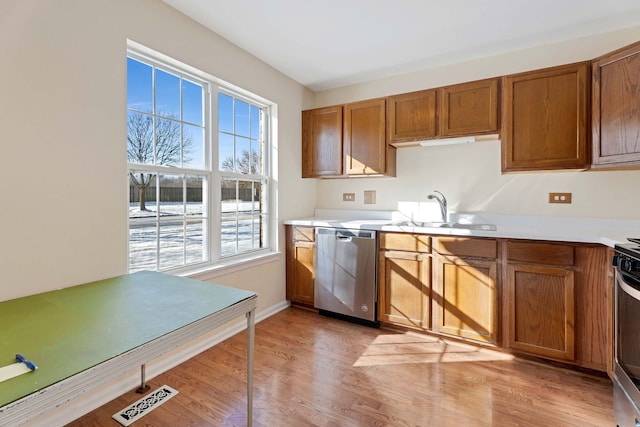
127;57;262;173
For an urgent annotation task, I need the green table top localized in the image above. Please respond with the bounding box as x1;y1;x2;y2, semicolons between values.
0;271;256;408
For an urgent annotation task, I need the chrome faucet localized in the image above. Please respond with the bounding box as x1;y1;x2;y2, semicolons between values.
428;190;448;222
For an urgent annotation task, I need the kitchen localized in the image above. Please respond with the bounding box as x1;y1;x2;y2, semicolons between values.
3;0;640;425
285;5;640;427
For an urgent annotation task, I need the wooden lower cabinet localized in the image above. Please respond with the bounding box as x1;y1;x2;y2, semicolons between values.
503;241;610;370
378;233;431;330
434;256;498;343
574;245;611;372
605;247;616;377
378;234;611;372
310;230;611;373
506;263;575;360
285;226;315;307
378;250;430;329
378;234;499;344
432;237;499;344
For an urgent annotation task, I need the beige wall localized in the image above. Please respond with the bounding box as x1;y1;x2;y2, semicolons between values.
1;2;638;301
0;0;316;303
313;26;640;219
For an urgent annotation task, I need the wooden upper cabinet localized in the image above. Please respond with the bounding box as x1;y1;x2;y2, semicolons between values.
592;41;640;168
387;79;500;145
501;62;590;172
344;98;395;176
302;106;343;177
387;89;437;143
439;78;500;137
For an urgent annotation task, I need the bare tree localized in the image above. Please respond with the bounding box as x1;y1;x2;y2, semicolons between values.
127;112;191;210
221;150;261;175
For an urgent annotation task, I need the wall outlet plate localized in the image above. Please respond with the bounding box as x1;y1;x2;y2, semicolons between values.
364;190;376;204
343;193;355;202
549;192;572;204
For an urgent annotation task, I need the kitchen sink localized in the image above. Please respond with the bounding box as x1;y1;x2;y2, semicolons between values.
393;221;497;231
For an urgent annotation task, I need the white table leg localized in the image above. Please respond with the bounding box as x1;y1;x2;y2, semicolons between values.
246;309;255;427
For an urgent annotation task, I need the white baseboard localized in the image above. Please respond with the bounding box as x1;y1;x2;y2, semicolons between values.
24;300;291;427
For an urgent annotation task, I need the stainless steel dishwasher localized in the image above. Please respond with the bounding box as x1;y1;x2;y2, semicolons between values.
314;227;378;327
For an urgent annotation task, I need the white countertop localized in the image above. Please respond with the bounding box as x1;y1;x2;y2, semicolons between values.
283;209;640;248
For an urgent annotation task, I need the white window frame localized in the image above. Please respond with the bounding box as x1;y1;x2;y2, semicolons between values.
127;42;277;278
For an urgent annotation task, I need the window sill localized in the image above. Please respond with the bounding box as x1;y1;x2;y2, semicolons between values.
178;251;281;282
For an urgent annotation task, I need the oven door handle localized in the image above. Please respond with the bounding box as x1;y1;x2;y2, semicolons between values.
618;274;640;301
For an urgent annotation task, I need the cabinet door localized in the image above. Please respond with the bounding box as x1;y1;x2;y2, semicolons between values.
302;106;343;177
506;263;575;360
592;41;640;168
434;256;498;343
285;226;315;306
344;98;393;175
501;62;590;172
378;250;430;329
387;89;437;143
289;241;315;306
439;78;500;137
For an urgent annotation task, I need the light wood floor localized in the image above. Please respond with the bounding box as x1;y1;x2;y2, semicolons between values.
67;307;614;426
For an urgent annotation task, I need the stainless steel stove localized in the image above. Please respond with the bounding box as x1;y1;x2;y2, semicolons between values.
613;240;640;427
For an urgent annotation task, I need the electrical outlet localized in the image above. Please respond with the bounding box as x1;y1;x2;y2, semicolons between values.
549;192;572;204
343;193;355;202
364;190;376;204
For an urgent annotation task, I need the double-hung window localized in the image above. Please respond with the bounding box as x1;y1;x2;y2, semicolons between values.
127;48;272;273
218;91;269;258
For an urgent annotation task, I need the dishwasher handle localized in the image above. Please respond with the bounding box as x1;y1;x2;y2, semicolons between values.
316;227;375;240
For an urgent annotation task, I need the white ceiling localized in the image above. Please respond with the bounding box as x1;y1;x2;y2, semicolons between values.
162;0;640;91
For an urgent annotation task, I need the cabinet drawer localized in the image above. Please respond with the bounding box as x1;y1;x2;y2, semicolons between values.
293;226;315;242
380;233;430;253
507;241;574;266
434;237;497;258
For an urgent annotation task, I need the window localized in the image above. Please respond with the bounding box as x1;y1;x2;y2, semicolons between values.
218;92;269;257
127;49;272;273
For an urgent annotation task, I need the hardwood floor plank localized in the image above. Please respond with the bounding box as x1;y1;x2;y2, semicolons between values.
67;307;614;426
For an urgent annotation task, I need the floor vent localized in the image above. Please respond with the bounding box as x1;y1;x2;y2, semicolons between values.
112;385;179;426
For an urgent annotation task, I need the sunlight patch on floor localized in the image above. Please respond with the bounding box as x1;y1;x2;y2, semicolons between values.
353;332;514;367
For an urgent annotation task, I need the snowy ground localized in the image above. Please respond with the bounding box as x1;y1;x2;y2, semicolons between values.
128;201;262;271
